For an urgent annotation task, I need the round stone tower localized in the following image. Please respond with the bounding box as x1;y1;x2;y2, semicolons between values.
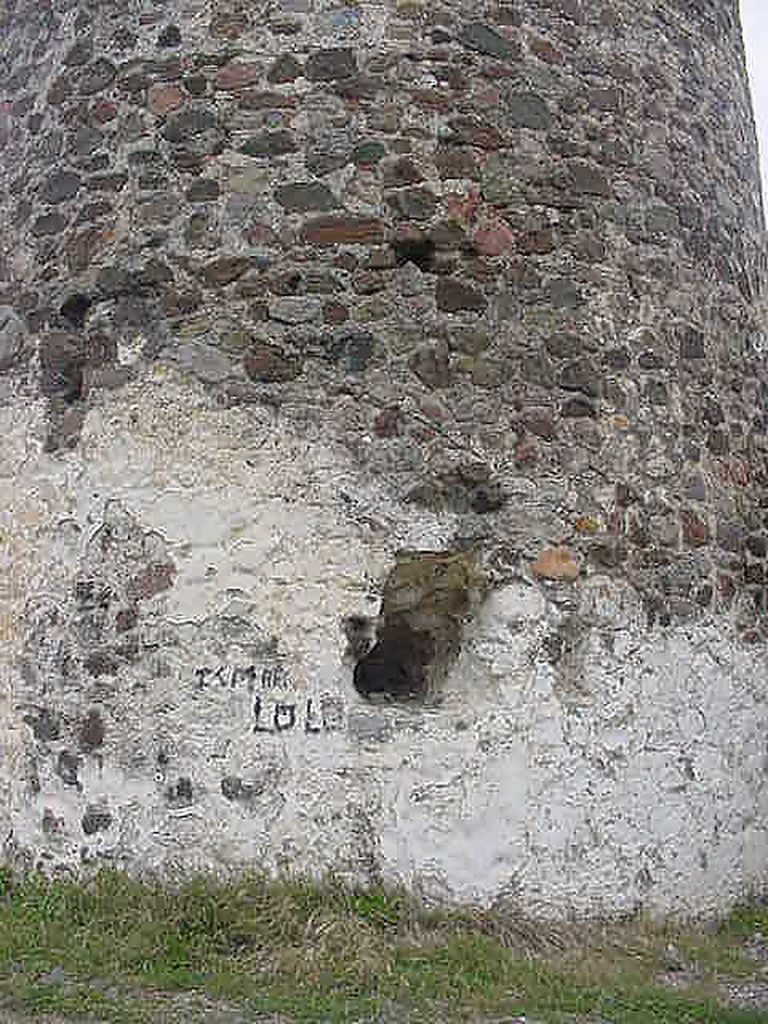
1;0;767;917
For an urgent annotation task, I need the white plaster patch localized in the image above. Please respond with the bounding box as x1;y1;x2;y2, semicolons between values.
3;374;768;920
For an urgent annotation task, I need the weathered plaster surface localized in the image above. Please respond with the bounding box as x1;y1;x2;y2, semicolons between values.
3;376;767;918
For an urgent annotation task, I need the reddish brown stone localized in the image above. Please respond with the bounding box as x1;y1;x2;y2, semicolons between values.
244;344;301;383
92;100;117;123
448;117;504;149
243;222;279;247
435;146;479;180
716;572;736;606
529;36;565;64
411;89;452;110
514;434;539;464
532;546;581;583
300;216;384;247
383;157;424;187
66;226;110;272
115;606;138;632
202;256;249;286
741;628;762;645
518;227;555;254
324;301;349;324
522;406;556;440
216;61;262;90
129;562;175;601
148;83;184;115
681;510;710;548
473;224;514;256
354;270;385;294
445;191;481;227
374;405;403;438
436;277;486;312
210;12;249;38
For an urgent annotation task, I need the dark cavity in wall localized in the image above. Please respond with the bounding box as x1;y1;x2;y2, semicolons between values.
353;548;484;700
354;621;435;698
392;236;436;272
59;293;92;330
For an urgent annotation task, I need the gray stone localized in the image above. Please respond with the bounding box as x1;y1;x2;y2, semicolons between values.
645;380;669;405
63;39;93;66
680;327;706;359
558;359;600;397
397;262;427;297
388;187;437;221
79;59;116;94
306;147;350;176
481;155;521;206
275;182;339;212
81;805;112;835
32;211;67;235
305;48;356;81
506;91;552;130
164;108;224;156
268;53;303;83
40;966;66;986
69;126;101;156
186;178;220;203
42;170;81;204
646;203;679;235
549;277;583;309
241;131;297;157
158;23;182;47
177;342;235;383
268;296;323;324
347;711;389;742
0;307;26;371
322;327;375;372
570;161;611;196
460;22;517;60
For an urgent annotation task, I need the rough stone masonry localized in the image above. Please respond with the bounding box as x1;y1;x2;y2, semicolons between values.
1;0;767;918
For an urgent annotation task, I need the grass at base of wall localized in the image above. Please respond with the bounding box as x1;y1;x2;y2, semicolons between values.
0;869;767;1023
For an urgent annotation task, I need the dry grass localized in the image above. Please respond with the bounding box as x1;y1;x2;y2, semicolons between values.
0;869;767;1022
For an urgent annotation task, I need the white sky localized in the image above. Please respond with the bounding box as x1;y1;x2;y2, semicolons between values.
740;0;768;207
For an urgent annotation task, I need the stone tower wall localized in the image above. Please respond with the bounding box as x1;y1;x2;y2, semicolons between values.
1;0;767;918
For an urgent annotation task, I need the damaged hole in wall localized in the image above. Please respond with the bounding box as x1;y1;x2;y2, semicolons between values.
60;293;92;330
392;237;436;272
353;548;484;700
